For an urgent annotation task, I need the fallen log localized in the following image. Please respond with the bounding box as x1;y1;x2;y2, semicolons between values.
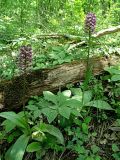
34;25;120;41
0;54;120;110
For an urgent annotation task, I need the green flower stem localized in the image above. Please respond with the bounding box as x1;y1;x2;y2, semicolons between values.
87;31;91;68
23;69;31;134
82;31;92;107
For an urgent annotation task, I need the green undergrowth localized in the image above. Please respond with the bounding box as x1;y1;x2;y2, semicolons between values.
0;33;120;81
0;64;120;160
0;1;120;159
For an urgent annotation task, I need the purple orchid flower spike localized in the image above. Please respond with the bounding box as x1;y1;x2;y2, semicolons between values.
85;12;96;33
19;45;32;72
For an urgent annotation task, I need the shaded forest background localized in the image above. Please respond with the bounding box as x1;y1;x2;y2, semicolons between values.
0;0;120;39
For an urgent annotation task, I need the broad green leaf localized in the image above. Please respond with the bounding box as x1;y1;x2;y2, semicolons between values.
0;112;27;128
86;100;113;110
26;142;41;152
33;110;41;119
71;109;81;117
5;134;30;160
112;144;119;152
64;99;82;116
2;120;16;133
83;90;93;104
111;75;120;81
84;116;92;124
41;108;58;123
39;123;64;145
72;95;82;102
65;99;82;108
43;91;57;104
58;106;71;119
5;145;13;160
71;88;82;96
57;92;67;105
18;111;26;117
38;98;51;108
105;67;120;75
26;105;38;111
82;123;88;134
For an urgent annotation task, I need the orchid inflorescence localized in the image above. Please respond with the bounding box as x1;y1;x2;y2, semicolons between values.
19;45;32;72
85;12;96;33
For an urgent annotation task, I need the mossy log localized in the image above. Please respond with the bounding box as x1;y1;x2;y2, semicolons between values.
0;55;120;110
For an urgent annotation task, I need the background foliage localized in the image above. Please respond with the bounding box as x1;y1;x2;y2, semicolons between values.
0;0;120;80
0;1;120;159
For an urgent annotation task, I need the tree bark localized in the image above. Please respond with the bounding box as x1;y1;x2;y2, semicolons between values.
0;55;120;110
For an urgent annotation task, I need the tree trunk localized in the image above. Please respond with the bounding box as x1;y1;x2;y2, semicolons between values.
0;55;120;110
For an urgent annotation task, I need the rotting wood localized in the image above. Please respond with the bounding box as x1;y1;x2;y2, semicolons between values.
0;55;120;110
